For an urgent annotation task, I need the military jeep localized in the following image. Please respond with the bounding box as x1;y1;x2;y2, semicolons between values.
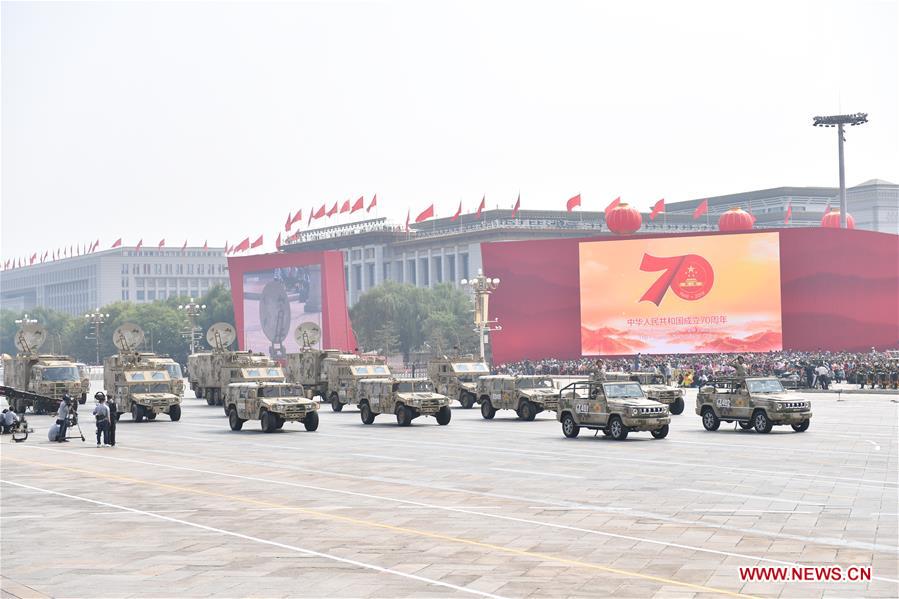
476;375;560;421
557;379;670;440
357;377;452;426
696;377;811;433
605;371;685;415
427;357;490;408
226;382;319;433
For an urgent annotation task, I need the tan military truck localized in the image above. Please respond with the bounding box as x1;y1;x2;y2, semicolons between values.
476;374;560;421
605;371;686;415
225;381;319;433
557;378;670;440
427;356;490;408
74;362;91;398
143;355;185;397
2;324;85;413
287;350;390;411
357;377;452;426
188;323;286;407
696;376;812;433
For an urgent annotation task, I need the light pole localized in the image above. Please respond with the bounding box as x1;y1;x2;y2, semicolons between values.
460;270;502;363
84;309;110;365
178;297;206;354
14;314;38;327
812;112;868;228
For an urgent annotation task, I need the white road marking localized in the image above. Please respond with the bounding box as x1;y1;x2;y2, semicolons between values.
666;438;883;457
675;488;827;507
0;515;42;519
350;453;415;462
690;510;817;514
0;479;508;599
865;440;882;451
489;467;585;480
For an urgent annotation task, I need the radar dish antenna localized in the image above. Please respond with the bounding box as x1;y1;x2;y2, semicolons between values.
294;322;321;349
15;323;47;354
206;322;236;351
113;323;145;353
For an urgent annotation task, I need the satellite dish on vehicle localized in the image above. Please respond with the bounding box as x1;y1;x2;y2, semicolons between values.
294;322;321;348
113;323;145;353
259;281;291;344
14;323;47;353
206;322;236;351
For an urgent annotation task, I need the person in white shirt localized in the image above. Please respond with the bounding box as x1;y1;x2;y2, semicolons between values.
92;396;110;447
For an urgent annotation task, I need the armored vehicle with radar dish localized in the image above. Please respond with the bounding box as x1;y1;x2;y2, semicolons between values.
104;323;182;422
285;323;391;411
427;356;490;408
225;381;319;433
1;323;85;413
605;371;685;415
557;376;670;440
475;374;560;421
357;377;452;426
696;376;812;433
187;323;286;407
142;355;184;396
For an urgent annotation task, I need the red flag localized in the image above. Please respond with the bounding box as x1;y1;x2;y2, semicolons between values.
340;199;351;213
91;239;99;252
224;242;230;254
367;194;377;212
29;253;37;265
234;237;250;252
135;240;143;251
450;201;462;222
511;194;521;218
351;196;364;213
784;202;792;224
313;204;326;219
203;240;208;250
326;202;338;217
476;195;486;218
250;235;263;248
604;197;620;216
158;239;165;248
692;199;708;220
405;209;410;232
415;204;434;223
111;238;122;248
566;194;581;212
285;212;293;231
650;198;665;221
182;240;188;251
276;232;282;250
290;210;304;227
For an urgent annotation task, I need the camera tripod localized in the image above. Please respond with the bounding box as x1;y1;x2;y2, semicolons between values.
63;414;86;442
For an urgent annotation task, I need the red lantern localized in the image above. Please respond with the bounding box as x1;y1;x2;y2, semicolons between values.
718;207;754;232
606;203;642;235
821;210;855;229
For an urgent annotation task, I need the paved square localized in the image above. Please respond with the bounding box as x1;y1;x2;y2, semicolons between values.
2;389;896;598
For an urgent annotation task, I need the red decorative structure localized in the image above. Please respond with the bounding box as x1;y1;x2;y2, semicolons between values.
606;203;642;235
717;207;754;231
821;210;855;229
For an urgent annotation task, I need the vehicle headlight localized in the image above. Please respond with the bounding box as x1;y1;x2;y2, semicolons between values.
630;407;639;417
774;403;782;411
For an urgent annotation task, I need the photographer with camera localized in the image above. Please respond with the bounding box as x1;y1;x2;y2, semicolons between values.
55;394;72;442
92;394;110;447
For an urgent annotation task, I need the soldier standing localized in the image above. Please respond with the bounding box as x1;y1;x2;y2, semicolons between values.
730;356;748;378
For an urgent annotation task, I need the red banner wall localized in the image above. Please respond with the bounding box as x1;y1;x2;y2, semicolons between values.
482;229;898;363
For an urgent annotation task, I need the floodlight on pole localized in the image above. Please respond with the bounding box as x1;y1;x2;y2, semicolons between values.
812;112;868;228
84;309;110;365
460;269;502;362
178;297;206;354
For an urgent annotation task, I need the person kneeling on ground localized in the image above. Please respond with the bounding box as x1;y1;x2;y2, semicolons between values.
1;408;18;434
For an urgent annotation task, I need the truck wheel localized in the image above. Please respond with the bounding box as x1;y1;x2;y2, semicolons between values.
261;411;278;433
608;416;628;440
330;393;343;412
360;402;375;425
145;411;157;421
436;406;452;425
132;404;145;423
791;420;810;433
701;407;720;431
651;424;669;439
561;413;580;438
480;400;496;420
753;410;772;434
738;421;753;430
168;405;181;422
194;385;203;399
460;392;475;409
670;397;685;415
396;405;412;427
303;411;319;432
518;400;536;422
228;408;244;431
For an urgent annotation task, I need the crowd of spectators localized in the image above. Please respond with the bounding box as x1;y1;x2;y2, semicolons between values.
494;349;898;389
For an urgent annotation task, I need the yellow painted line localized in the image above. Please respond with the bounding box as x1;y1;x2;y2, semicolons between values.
2;455;757;598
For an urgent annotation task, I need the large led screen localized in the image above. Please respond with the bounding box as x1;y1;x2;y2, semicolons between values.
579;233;783;355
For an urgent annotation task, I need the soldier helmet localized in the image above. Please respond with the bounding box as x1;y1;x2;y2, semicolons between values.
94;391;106;401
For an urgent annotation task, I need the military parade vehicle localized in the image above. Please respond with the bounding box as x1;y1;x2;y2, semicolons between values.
357;377;452;426
476;374;560;420
285;323;391;411
427;356;490;408
557;376;670;440
143;355;185;396
188;323;286;407
225;381;319;433
104;324;182;422
604;371;685;414
74;362;91;398
696;376;812;433
1;323;85;413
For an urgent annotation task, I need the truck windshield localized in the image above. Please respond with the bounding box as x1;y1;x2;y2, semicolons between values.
746;379;785;393
42;366;80;382
603;383;645;399
517;377;553;389
259;386;302;397
396;381;433;393
130;383;171;393
452;362;489;374
162;363;183;379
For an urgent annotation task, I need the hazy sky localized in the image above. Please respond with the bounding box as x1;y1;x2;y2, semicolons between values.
3;0;897;258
